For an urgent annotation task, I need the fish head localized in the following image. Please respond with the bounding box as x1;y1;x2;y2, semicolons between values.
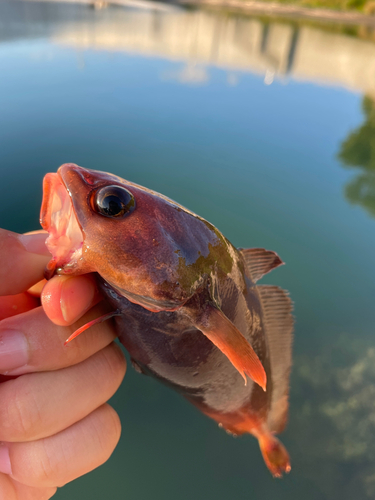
40;164;229;311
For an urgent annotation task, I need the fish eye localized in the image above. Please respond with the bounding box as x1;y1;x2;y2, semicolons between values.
92;185;135;218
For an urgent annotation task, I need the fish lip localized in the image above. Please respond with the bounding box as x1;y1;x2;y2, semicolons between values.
40;166;84;275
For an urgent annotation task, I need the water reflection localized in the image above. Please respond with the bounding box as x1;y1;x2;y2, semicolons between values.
3;3;375;500
52;11;375;94
2;1;375;95
293;336;375;499
338;96;375;218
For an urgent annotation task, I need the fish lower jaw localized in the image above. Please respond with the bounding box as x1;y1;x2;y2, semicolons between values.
56;247;84;274
44;247;84;279
41;172;85;275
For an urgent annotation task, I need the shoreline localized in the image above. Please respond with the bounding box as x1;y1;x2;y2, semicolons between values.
19;0;375;26
175;0;375;27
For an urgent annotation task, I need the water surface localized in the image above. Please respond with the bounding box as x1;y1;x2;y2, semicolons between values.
1;2;375;499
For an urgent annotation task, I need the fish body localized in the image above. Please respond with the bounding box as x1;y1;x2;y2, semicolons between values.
40;164;293;477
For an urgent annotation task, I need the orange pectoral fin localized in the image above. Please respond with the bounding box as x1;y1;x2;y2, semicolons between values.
64;310;122;345
192;305;267;391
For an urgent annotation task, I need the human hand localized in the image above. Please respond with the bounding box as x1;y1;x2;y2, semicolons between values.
0;229;126;500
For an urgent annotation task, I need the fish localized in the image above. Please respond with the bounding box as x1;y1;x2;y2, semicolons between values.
40;163;293;477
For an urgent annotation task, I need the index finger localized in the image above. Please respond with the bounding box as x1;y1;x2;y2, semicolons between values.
0;229;51;295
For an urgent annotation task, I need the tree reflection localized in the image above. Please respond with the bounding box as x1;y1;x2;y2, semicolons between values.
338;96;375;217
292;336;375;499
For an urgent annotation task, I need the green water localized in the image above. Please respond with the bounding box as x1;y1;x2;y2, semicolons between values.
1;1;375;499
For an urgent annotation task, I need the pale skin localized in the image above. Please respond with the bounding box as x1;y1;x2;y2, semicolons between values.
0;229;126;500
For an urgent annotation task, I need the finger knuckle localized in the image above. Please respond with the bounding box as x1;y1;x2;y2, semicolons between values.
38;447;57;484
100;343;127;384
92;405;121;461
106;405;122;445
2;379;42;441
28;451;56;486
18;440;59;486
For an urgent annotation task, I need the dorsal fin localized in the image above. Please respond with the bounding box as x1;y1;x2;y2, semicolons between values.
240;248;284;283
257;285;293;433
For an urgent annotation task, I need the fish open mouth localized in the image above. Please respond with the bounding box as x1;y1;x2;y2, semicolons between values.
40;172;84;276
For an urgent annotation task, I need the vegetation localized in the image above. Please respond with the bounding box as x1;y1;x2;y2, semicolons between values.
258;0;375;13
338;96;375;218
292;335;375;498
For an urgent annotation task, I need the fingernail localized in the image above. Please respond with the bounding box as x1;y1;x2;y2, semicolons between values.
18;233;51;256
0;331;29;373
60;276;96;324
0;443;12;475
27;279;48;297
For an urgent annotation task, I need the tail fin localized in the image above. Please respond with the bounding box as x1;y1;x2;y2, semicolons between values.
258;433;291;478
